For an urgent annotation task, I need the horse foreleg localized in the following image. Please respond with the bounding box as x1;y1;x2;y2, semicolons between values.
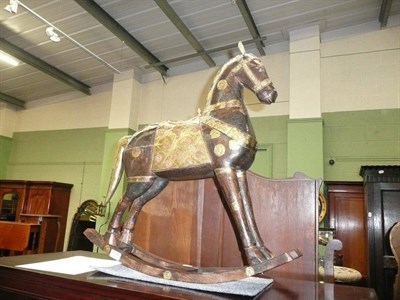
215;168;267;265
119;177;169;246
237;170;273;259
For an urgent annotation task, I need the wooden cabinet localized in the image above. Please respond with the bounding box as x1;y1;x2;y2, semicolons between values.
361;166;400;300
0;180;73;252
133;172;320;281
326;182;368;282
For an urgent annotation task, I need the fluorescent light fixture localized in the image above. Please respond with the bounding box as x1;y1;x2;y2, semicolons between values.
3;0;120;73
4;0;18;13
45;27;61;42
0;51;19;66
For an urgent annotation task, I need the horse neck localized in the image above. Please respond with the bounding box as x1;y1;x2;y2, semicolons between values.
202;58;255;137
205;59;243;106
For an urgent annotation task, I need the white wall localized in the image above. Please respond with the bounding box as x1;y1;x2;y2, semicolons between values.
138;24;400;124
139;68;212;124
0;104;17;137
138;51;290;125
4;24;399;134
321;26;400;112
14;85;112;132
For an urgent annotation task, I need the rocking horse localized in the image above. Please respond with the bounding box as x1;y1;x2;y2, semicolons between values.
85;43;301;283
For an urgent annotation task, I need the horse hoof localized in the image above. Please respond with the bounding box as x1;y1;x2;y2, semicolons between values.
245;245;271;265
117;240;134;253
119;228;134;245
260;246;274;260
104;229;120;247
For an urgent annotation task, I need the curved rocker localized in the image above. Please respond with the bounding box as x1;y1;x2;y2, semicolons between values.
85;43;302;284
85;228;301;283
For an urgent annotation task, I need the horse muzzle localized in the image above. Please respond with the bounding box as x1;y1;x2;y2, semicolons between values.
257;89;278;104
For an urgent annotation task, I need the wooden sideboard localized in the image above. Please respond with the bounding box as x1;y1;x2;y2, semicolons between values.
131;172;320;281
0;180;73;253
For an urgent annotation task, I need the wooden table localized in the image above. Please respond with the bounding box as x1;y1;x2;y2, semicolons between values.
0;221;40;254
0;251;377;300
20;214;61;253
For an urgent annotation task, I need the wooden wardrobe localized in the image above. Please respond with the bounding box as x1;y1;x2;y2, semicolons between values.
361;166;400;300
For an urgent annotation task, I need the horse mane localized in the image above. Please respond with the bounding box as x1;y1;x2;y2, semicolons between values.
205;53;246;105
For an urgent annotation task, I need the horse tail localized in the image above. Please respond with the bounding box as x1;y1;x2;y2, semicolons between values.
103;135;130;205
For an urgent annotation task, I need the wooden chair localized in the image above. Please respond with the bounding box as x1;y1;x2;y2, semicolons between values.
319;238;362;284
0;221;39;255
323;239;343;283
390;222;400;300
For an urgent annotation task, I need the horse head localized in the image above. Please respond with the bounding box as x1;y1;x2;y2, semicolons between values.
235;44;278;105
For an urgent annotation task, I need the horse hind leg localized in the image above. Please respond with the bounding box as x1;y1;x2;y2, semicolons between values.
119;177;169;247
104;194;131;247
104;179;158;246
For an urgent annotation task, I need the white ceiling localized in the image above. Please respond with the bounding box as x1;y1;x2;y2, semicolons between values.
0;0;399;108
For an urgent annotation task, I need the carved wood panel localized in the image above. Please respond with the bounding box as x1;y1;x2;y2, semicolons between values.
201;173;319;281
133;172;319;280
25;188;51;214
134;180;200;265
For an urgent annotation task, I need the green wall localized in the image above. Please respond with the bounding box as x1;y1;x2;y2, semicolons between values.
251;108;399;181
3;127;137;248
0;135;12;179
251;115;288;179
4;108;398;188
323;109;400;181
287;118;323;179
7;128;106;186
6;128;109;249
96;128;133;235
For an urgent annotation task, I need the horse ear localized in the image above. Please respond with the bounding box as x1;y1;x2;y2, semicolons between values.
238;41;246;55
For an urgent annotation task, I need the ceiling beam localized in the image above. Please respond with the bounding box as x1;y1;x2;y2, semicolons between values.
235;0;265;56
379;0;393;28
0;91;25;108
0;38;91;96
154;0;216;68
145;37;266;68
74;0;168;76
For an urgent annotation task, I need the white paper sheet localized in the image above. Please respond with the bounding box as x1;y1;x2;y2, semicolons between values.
16;255;121;275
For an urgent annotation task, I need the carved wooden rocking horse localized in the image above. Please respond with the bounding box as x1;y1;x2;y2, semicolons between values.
85;43;301;283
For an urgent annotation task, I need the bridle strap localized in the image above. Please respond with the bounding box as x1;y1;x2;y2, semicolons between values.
240;59;272;93
203;99;245;115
